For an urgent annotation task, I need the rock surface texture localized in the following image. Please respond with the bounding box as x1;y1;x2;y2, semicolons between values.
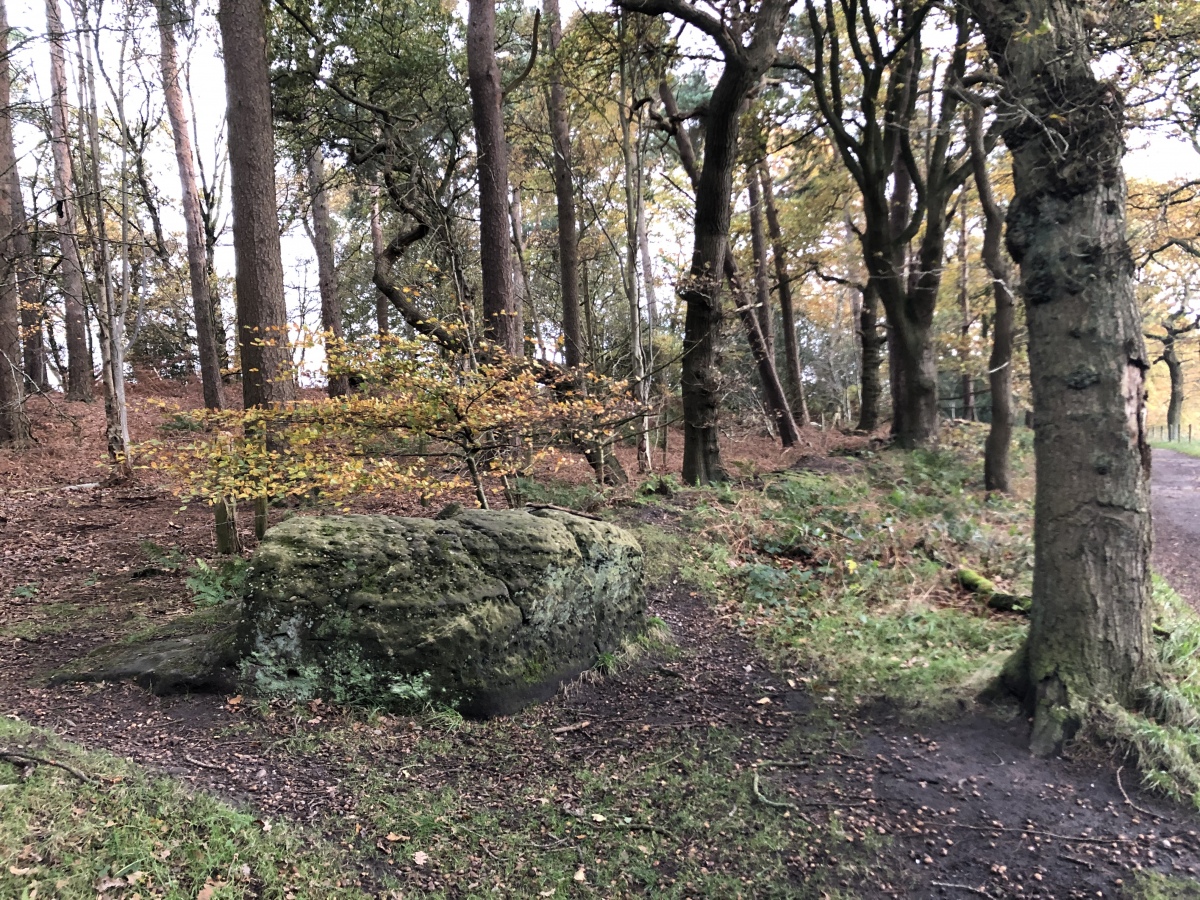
238;508;644;716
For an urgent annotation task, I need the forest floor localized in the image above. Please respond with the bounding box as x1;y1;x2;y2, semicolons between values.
2;382;1200;899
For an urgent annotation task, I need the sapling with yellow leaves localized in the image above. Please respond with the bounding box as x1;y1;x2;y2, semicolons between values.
141;335;643;548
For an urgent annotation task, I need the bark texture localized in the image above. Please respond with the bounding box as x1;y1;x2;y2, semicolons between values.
219;0;296;409
545;0;582;369
159;1;225;409
856;282;884;432
758;161;808;425
467;0;521;356
969;108;1015;493
306;148;348;397
965;0;1153;755
11;168;44;393
746;169;774;358
0;0;27;445
45;0;91;401
370;188;388;339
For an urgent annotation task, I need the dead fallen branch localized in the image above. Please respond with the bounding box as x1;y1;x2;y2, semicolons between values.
0;748;92;783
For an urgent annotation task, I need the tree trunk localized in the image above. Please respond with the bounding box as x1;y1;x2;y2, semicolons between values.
857;282;884;432
756;162;809;426
219;0;296;411
11;169;45;394
79;21;129;470
0;0;27;446
508;186;542;357
45;0;91;402
958;211;974;420
466;0;521;356
617;16;650;472
966;0;1153;756
545;0;582;370
1165;343;1184;442
970;107;1014;493
371;186;388;340
746;168;774;359
725;251;799;446
159;1;225;410
306;147;348;397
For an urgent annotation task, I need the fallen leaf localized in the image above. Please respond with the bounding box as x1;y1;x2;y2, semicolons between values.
591;813;606;822
386;832;409;842
574;867;587;883
413;850;430;866
226;695;242;706
756;697;772;705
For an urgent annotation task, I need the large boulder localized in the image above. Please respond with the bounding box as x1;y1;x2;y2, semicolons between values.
237;508;644;716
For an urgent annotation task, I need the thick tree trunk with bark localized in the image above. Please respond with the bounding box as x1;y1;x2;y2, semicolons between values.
966;0;1153;755
159;1;225;409
467;0;521;356
219;0;296;410
970;108;1014;492
305;148;348;397
857;282;884;432
0;0;27;446
545;0;582;369
45;0;91;401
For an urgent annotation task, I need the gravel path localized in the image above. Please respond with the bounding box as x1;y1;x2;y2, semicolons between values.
1152;449;1200;611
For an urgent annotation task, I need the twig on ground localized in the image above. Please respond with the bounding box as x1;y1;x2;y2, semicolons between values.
930;882;992;898
525;503;604;521
752;770;810;823
595;822;678;841
551;721;591;735
1058;852;1093;869
944;823;1137;845
0;749;92;783
183;754;226;771
1116;765;1164;820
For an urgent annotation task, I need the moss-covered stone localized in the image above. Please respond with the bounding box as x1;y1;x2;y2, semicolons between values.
238;508;644;716
50;605;241;694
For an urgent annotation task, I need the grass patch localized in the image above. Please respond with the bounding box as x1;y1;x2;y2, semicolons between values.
0;602;88;641
336;722;878;898
1094;578;1200;808
666;441;1030;709
1151;441;1200;459
0;718;378;899
1127;870;1200;899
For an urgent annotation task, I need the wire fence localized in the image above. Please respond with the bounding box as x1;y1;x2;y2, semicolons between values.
1152;424;1195;442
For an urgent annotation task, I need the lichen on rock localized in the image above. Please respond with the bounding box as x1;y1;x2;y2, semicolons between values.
237;508;644;716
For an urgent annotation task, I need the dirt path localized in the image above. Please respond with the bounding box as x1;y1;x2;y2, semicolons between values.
3;402;1200;897
1152;449;1200;611
2;487;1199;897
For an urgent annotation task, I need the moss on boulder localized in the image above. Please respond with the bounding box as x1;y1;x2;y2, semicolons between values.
238;508;644;716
